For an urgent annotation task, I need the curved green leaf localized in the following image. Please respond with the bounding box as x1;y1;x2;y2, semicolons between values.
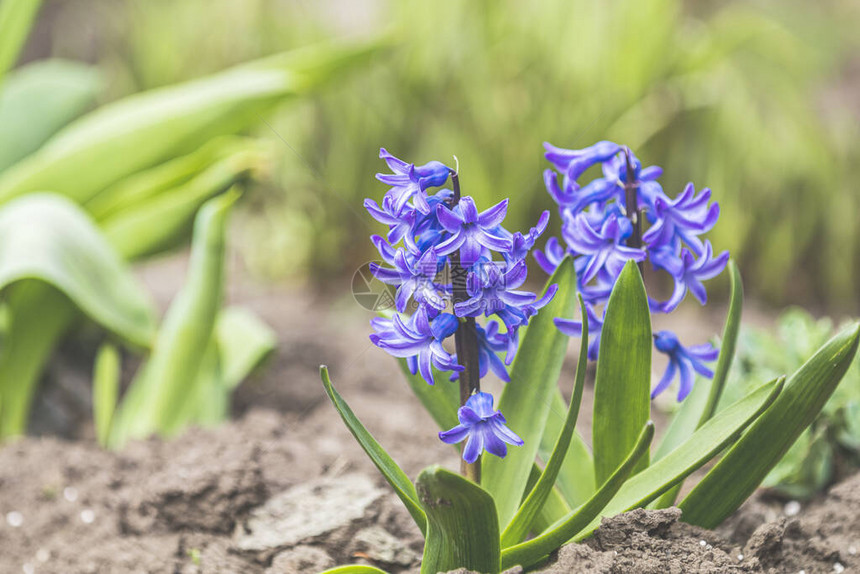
0;0;41;87
92;342;120;448
501;422;654;571
593;260;651;484
540;392;595;506
0;193;156;345
319;366;426;533
417;465;499;574
110;192;236;445
0;40;382;206
680;323;860;528
575;377;784;539
652;260;743;508
483;256;577;528
215;306;276;391
0;59;101;172
501;294;589;547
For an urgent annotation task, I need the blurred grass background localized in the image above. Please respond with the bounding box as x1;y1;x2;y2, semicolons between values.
24;0;860;310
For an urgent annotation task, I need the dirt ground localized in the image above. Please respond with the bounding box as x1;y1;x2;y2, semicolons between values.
0;254;857;574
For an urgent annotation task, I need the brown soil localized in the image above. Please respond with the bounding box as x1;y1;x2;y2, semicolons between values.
0;255;856;573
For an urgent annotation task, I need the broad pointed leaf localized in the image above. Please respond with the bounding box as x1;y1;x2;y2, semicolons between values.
417;466;500;574
593;260;651;484
680;324;860;528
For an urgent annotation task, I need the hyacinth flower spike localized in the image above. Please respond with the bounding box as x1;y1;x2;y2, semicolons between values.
369;247;446;312
439;392;524;463
376;147;451;214
651;240;729;313
651;330;719;401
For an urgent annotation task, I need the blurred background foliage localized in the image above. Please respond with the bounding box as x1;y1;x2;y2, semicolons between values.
26;0;860;309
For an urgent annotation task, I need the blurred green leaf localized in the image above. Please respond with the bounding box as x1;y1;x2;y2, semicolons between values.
501;422;654;571
110;192;236;444
92;342;120;448
416;465;500;574
320;366;426;534
0;39;382;206
0;59;101;172
540;391;595;507
593;261;651;485
0;0;41;87
215;306;276;391
501;295;589;547
482;256;576;528
680;324;860;528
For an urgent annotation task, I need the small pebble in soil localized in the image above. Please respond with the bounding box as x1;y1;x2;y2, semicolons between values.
834;563;845;573
22;563;34;574
737;554;744;561
35;549;49;563
849;546;857;555
63;486;78;502
699;540;707;547
784;500;801;517
80;509;95;524
6;511;23;527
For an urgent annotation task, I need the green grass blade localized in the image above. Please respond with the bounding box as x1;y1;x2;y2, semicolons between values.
0;40;381;206
593;260;652;485
110;192;236;445
0;59;101;172
652;260;743;508
574;377;784;539
501;422;654;571
320;366;426;533
0;0;41;87
698;260;743;425
679;323;860;528
540;391;595;507
482;256;577;528
92;342;120;448
501;294;589;547
417;466;500;574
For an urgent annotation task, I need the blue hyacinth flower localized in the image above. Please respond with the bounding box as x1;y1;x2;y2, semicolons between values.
651;330;719;401
438;392;523;463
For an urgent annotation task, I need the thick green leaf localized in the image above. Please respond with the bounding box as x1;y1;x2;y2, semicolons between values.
92;342;120;448
574;377;784;539
483;256;577;528
593;260;652;484
319;366;426;533
417;465;500;574
0;59;101;172
501;295;589;547
501;422;654;571
652;260;743;508
680;324;860;528
110;192;236;445
0;40;381;206
522;465;572;533
102;144;267;261
540;391;595;506
214;306;276;391
0;0;41;87
0;193;157;345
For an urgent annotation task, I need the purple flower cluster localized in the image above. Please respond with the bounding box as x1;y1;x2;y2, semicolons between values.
367;148;553;459
538;141;729;401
